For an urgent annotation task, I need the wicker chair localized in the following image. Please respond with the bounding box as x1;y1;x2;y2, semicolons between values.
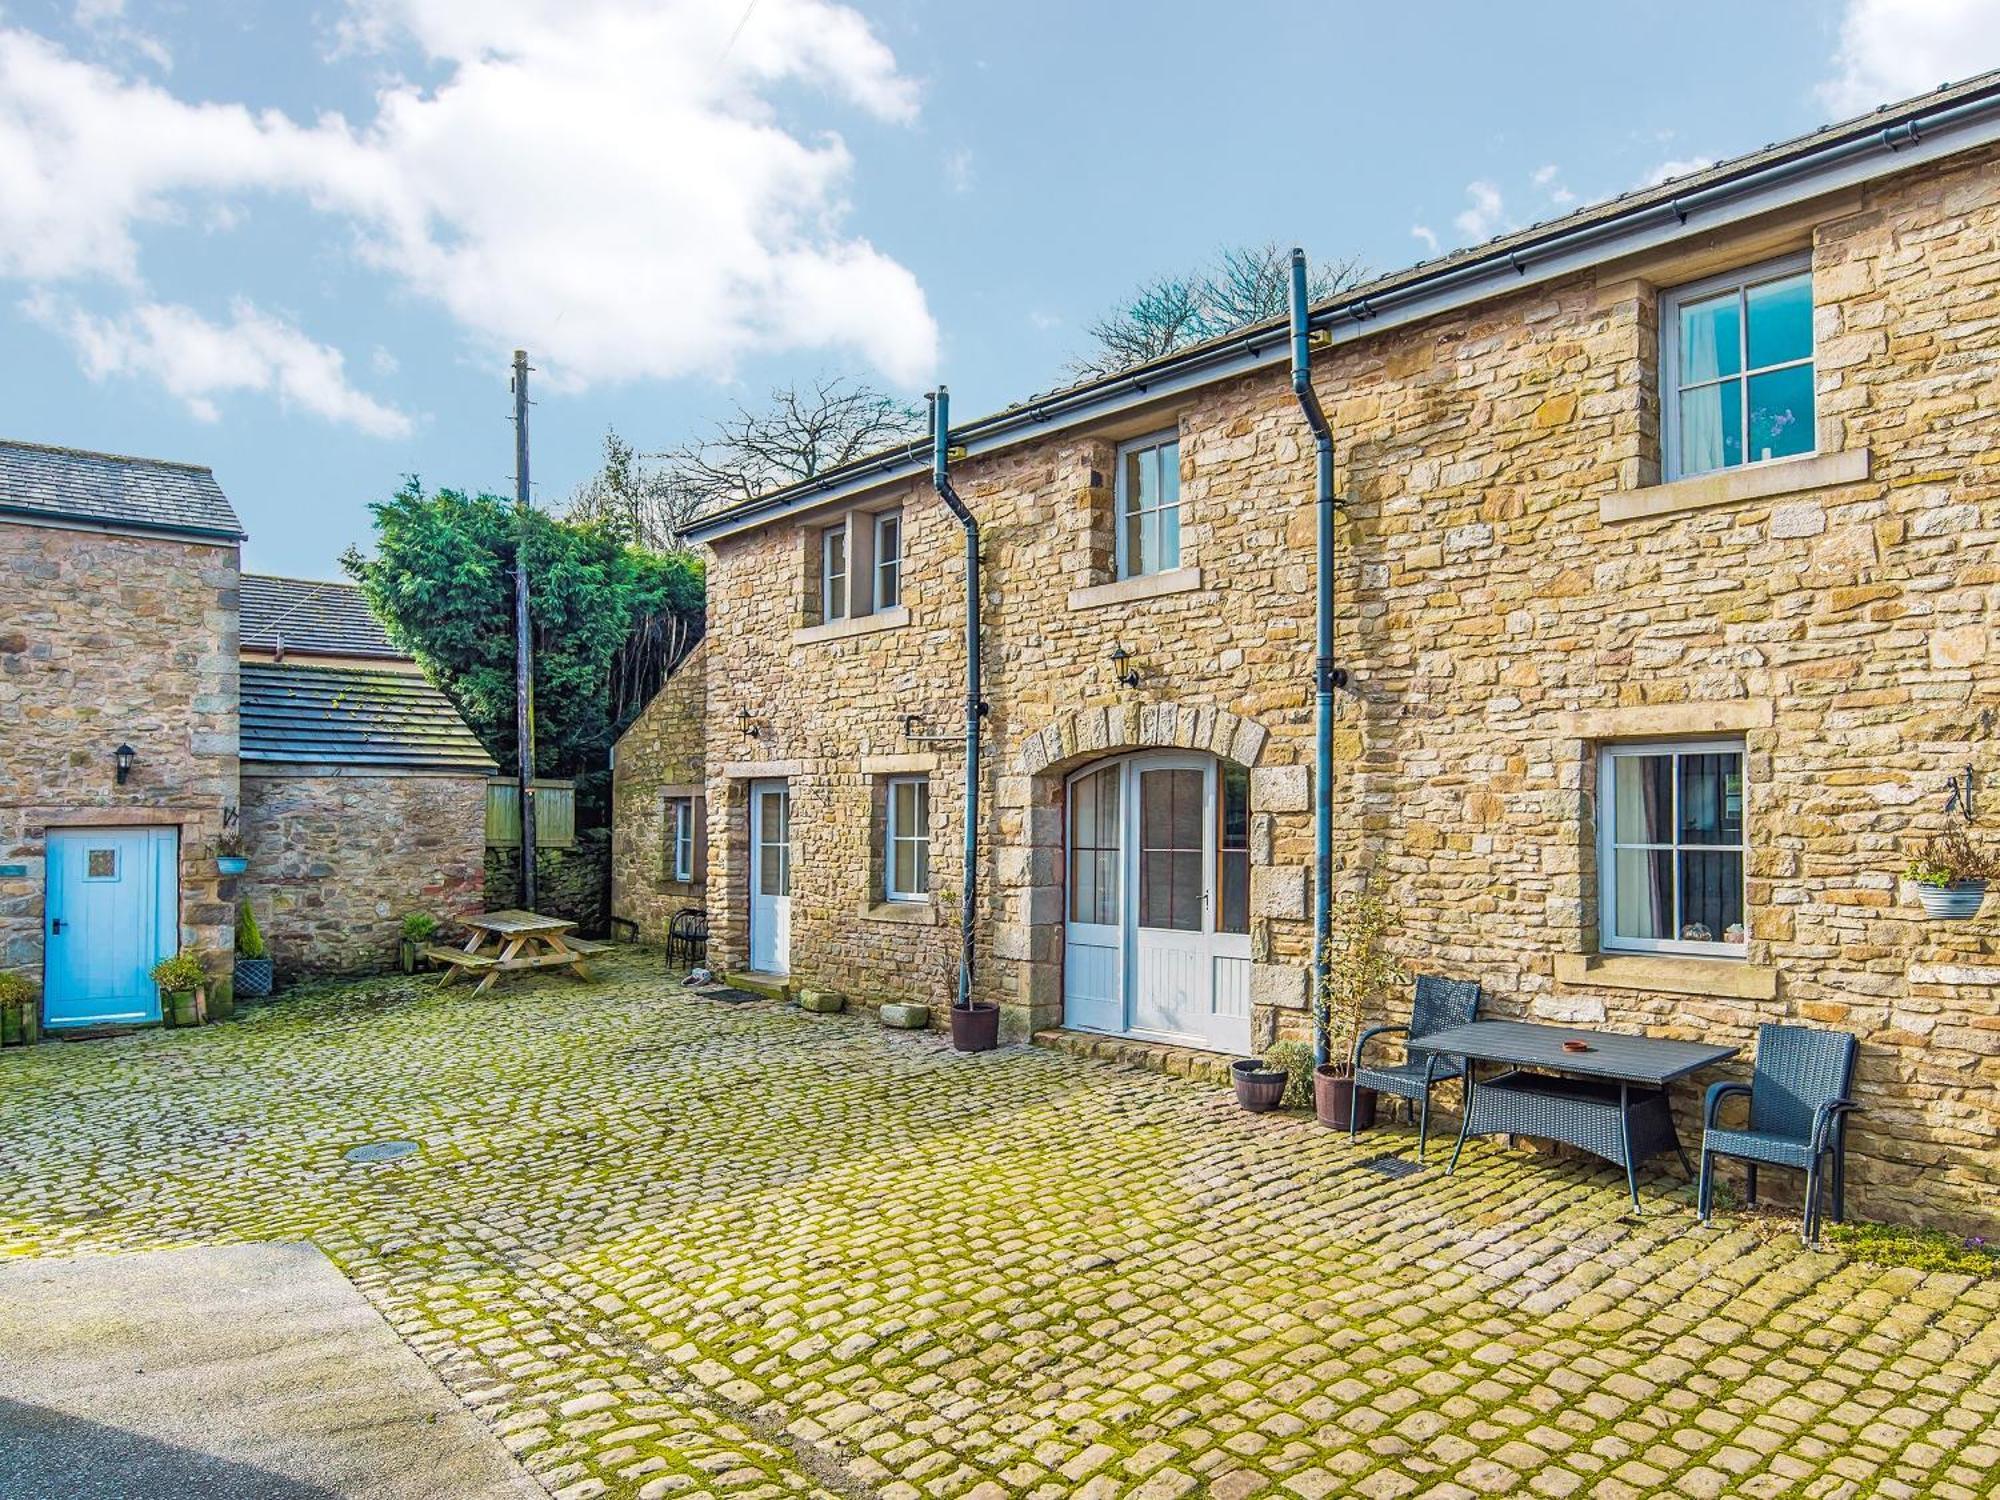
666;907;709;968
1351;974;1481;1162
1698;1023;1859;1246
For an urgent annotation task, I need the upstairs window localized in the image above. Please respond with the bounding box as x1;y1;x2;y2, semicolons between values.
1598;739;1747;957
874;510;902;610
1662;254;1814;480
884;775;929;902
1115;432;1181;579
820;524;849;621
666;796;695;883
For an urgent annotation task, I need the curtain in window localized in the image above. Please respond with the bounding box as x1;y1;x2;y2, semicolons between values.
1680;314;1725;476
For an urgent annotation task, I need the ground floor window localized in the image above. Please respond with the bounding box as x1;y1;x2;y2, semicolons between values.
666;796;695;882
884;776;929;902
1598;738;1747;956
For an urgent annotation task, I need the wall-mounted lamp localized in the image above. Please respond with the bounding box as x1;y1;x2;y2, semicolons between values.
736;706;760;740
1108;644;1141;690
113;743;135;786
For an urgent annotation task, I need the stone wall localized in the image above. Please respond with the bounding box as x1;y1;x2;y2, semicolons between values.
240;768;486;977
669;143;2000;1232
0;521;238;996
485;828;609;937
610;643;706;942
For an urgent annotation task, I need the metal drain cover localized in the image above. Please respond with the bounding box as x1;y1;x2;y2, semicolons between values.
1359;1153;1423;1179
344;1140;419;1164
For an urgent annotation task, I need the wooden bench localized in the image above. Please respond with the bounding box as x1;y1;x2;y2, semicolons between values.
424;946;495;971
562;937;612;955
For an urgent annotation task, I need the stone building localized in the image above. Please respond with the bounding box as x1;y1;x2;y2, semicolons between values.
629;75;2000;1233
610;641;707;941
1;441;493;1028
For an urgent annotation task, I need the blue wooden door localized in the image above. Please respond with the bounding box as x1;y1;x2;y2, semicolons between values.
44;827;177;1027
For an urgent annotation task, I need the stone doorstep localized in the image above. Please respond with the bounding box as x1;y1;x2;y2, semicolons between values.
1031;1027;1238;1087
721;972;796;1001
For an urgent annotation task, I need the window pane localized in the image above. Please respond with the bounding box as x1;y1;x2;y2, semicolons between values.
892;779;917;832
759;839;782;896
1747;365;1813;463
1746;272;1811;369
1158;441;1179;507
1611;754;1673;844
1220;850;1249;935
1678;753;1743;845
1132;445;1156;512
1679;849;1743;944
1122;505;1147;578
1139;511;1161;576
1069;767;1120;923
893;839;917;896
1679;291;1742;383
1612;848;1674;940
1159;502;1180;572
1220;763;1249;850
1678;379;1742;476
1139;769;1203;932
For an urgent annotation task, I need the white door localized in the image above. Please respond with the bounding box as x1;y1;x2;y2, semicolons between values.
1062;755;1252;1054
748;780;791;975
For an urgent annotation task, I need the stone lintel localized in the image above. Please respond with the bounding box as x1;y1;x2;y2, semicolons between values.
719;760;805;779
859;753;938;775
1555;699;1773;740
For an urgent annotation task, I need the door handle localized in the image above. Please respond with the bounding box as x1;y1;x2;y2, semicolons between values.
50;917;65;935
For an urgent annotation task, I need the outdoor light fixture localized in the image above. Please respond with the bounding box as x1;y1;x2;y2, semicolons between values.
737;706;760;740
113;743;135;786
1109;644;1141;689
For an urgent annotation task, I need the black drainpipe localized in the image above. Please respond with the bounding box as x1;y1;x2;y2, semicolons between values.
1290;249;1344;1069
929;387;983;1011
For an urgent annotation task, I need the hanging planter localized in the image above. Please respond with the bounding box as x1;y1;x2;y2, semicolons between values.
1905;826;1995;921
216;855;249;876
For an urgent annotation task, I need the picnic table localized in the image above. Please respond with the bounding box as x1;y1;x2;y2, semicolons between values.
1409;1019;1739;1210
427;910;609;996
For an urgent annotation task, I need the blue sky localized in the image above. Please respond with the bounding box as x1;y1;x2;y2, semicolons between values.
1;0;1992;576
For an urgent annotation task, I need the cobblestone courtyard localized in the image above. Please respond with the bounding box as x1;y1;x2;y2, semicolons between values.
2;950;1995;1500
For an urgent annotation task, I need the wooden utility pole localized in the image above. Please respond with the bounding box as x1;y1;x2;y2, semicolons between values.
512;349;538;911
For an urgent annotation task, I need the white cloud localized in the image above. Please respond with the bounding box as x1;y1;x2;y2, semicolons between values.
1453;181;1505;241
25;292;415;436
0;0;939;428
944;147;973;195
1820;0;2000;115
1641;156;1715;188
1409;224;1439;255
1531;163;1575;207
70;0;171;71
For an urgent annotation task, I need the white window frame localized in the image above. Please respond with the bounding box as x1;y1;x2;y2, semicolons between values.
1596;737;1748;959
873;509;902;611
1113;430;1182;581
1660;251;1814;482
668;796;695;883
820;523;849;622
884;775;929;903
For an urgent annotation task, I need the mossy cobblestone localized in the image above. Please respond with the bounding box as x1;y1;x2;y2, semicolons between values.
1;950;1994;1498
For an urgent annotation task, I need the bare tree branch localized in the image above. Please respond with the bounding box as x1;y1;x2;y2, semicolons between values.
1068;242;1368;379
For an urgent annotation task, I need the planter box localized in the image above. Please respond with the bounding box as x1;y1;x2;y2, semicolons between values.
235;957;273;999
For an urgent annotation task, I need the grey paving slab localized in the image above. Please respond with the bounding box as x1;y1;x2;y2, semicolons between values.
0;1242;544;1500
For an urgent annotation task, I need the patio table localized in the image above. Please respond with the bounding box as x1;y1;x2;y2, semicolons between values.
430;910;604;996
1408;1019;1738;1210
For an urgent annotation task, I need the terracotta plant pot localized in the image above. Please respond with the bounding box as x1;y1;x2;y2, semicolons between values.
949;1001;1000;1053
1231;1058;1288;1112
1313;1064;1377;1132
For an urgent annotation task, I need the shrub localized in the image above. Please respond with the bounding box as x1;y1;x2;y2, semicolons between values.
1318;880;1406;1069
1263;1039;1316;1108
1905;825;1998;888
401;912;439;943
150;951;207;993
0;971;35;1009
236;902;267;959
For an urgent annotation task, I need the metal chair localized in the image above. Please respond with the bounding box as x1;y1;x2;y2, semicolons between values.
1351;974;1481;1163
666;908;708;968
1698;1023;1859;1246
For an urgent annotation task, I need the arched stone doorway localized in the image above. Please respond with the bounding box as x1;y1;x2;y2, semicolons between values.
994;702;1310;1046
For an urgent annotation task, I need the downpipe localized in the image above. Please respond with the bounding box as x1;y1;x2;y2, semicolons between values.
929;387;986;1027
1290;249;1344;1070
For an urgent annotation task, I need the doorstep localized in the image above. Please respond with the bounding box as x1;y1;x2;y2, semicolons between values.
1031;1028;1236;1087
723;972;797;1001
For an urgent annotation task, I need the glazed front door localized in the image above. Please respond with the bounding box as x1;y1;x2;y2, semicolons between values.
1129;760;1210;1041
44;826;178;1027
748;780;791;975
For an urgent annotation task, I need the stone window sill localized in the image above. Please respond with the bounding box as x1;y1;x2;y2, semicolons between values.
1554;951;1777;1001
860;900;937;925
792;606;909;646
1067;566;1204;612
1601;448;1870;524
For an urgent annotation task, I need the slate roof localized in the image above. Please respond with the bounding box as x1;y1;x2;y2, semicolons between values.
240;662;498;773
241;575;401;660
0;439;245;540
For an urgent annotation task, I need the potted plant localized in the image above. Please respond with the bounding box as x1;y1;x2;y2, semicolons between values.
151;950;208;1027
215;830;248;877
1313;881;1406;1132
1233;1038;1313;1113
0;971;37;1046
1905;825;1995;919
235;901;273;999
400;912;438;973
945;947;1000;1054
